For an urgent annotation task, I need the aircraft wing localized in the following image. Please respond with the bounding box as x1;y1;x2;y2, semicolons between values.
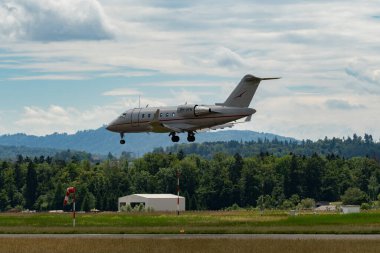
200;116;252;131
162;123;196;132
148;109;196;132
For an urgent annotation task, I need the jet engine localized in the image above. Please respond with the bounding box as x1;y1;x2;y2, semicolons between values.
177;104;212;117
194;105;211;116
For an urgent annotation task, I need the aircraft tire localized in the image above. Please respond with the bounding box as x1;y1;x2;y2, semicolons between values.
120;139;126;144
172;136;180;142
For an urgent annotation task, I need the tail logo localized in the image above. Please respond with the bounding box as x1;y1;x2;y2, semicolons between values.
234;90;247;99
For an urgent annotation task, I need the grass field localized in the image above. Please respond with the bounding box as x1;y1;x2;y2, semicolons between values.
1;210;380;234
1;238;380;253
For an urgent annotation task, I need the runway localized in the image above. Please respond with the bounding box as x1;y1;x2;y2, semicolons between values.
0;234;380;240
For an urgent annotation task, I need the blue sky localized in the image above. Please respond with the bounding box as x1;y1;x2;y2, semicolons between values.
0;0;380;140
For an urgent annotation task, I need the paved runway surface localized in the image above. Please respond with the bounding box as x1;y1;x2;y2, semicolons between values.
0;234;380;240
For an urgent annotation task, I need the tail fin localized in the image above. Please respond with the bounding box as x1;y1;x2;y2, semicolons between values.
217;74;280;108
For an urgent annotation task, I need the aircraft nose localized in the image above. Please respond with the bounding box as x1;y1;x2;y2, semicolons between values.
106;120;117;132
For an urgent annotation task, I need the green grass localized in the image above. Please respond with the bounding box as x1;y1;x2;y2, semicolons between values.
1;211;380;234
2;238;380;253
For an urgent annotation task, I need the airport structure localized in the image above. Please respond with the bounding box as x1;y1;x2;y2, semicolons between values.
341;205;360;214
118;194;185;212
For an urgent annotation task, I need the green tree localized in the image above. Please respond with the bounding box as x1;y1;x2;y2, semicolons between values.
51;182;64;210
368;175;379;201
25;162;38;209
341;187;369;205
14;163;23;190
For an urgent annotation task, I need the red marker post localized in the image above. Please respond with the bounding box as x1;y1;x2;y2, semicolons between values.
63;187;76;227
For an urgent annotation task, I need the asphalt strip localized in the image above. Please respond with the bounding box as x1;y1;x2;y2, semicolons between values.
0;234;380;240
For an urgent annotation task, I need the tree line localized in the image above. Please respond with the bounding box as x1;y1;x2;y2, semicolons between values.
163;133;380;161
1;145;379;211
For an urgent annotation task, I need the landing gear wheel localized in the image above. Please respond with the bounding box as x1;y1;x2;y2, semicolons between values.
169;132;180;142
187;131;195;142
171;135;180;142
120;133;125;144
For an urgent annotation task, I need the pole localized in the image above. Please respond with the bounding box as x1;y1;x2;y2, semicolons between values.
177;171;180;216
73;190;76;227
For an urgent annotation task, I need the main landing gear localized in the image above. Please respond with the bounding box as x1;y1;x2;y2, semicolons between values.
169;132;180;142
120;133;125;144
187;131;195;142
169;132;196;142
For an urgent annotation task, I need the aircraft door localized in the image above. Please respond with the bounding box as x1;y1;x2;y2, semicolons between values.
131;108;141;127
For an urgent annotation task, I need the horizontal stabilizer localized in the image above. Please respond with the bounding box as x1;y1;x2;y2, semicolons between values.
260;77;281;80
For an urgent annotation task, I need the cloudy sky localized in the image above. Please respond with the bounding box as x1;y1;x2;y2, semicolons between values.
0;0;379;140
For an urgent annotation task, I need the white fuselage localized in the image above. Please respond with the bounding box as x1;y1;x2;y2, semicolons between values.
106;104;255;133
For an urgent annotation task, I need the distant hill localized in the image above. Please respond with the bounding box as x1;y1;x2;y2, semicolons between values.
0;127;296;157
0;145;61;160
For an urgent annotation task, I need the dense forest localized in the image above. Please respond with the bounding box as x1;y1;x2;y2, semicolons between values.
163;133;380;160
1;134;380;211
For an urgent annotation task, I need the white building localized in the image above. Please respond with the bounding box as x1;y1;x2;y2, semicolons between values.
341;205;360;214
118;194;185;212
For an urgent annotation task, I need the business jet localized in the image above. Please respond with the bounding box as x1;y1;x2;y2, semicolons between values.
106;74;279;144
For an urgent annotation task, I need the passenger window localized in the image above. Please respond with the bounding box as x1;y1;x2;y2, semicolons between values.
142;114;145;118
160;113;163;117
166;113;169;117
172;112;175;117
148;114;151;118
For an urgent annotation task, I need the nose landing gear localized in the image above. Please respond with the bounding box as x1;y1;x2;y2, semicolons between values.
120;133;126;144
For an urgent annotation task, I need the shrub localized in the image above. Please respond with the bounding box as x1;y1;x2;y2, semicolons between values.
341;187;369;205
281;200;295;210
224;203;241;211
361;203;371;210
120;204;132;212
289;194;300;206
298;198;315;210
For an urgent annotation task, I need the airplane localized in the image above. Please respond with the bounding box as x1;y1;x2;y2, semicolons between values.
106;74;279;144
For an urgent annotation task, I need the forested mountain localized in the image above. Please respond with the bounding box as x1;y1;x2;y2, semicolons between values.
1;151;379;211
0;128;295;157
164;134;380;160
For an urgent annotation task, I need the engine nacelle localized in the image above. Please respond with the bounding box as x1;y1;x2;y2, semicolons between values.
177;104;212;117
194;105;211;116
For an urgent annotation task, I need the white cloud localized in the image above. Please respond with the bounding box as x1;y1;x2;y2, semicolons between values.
235;93;380;140
8;74;88;80
345;58;380;92
102;88;142;96
0;0;114;41
325;99;366;110
14;105;118;135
